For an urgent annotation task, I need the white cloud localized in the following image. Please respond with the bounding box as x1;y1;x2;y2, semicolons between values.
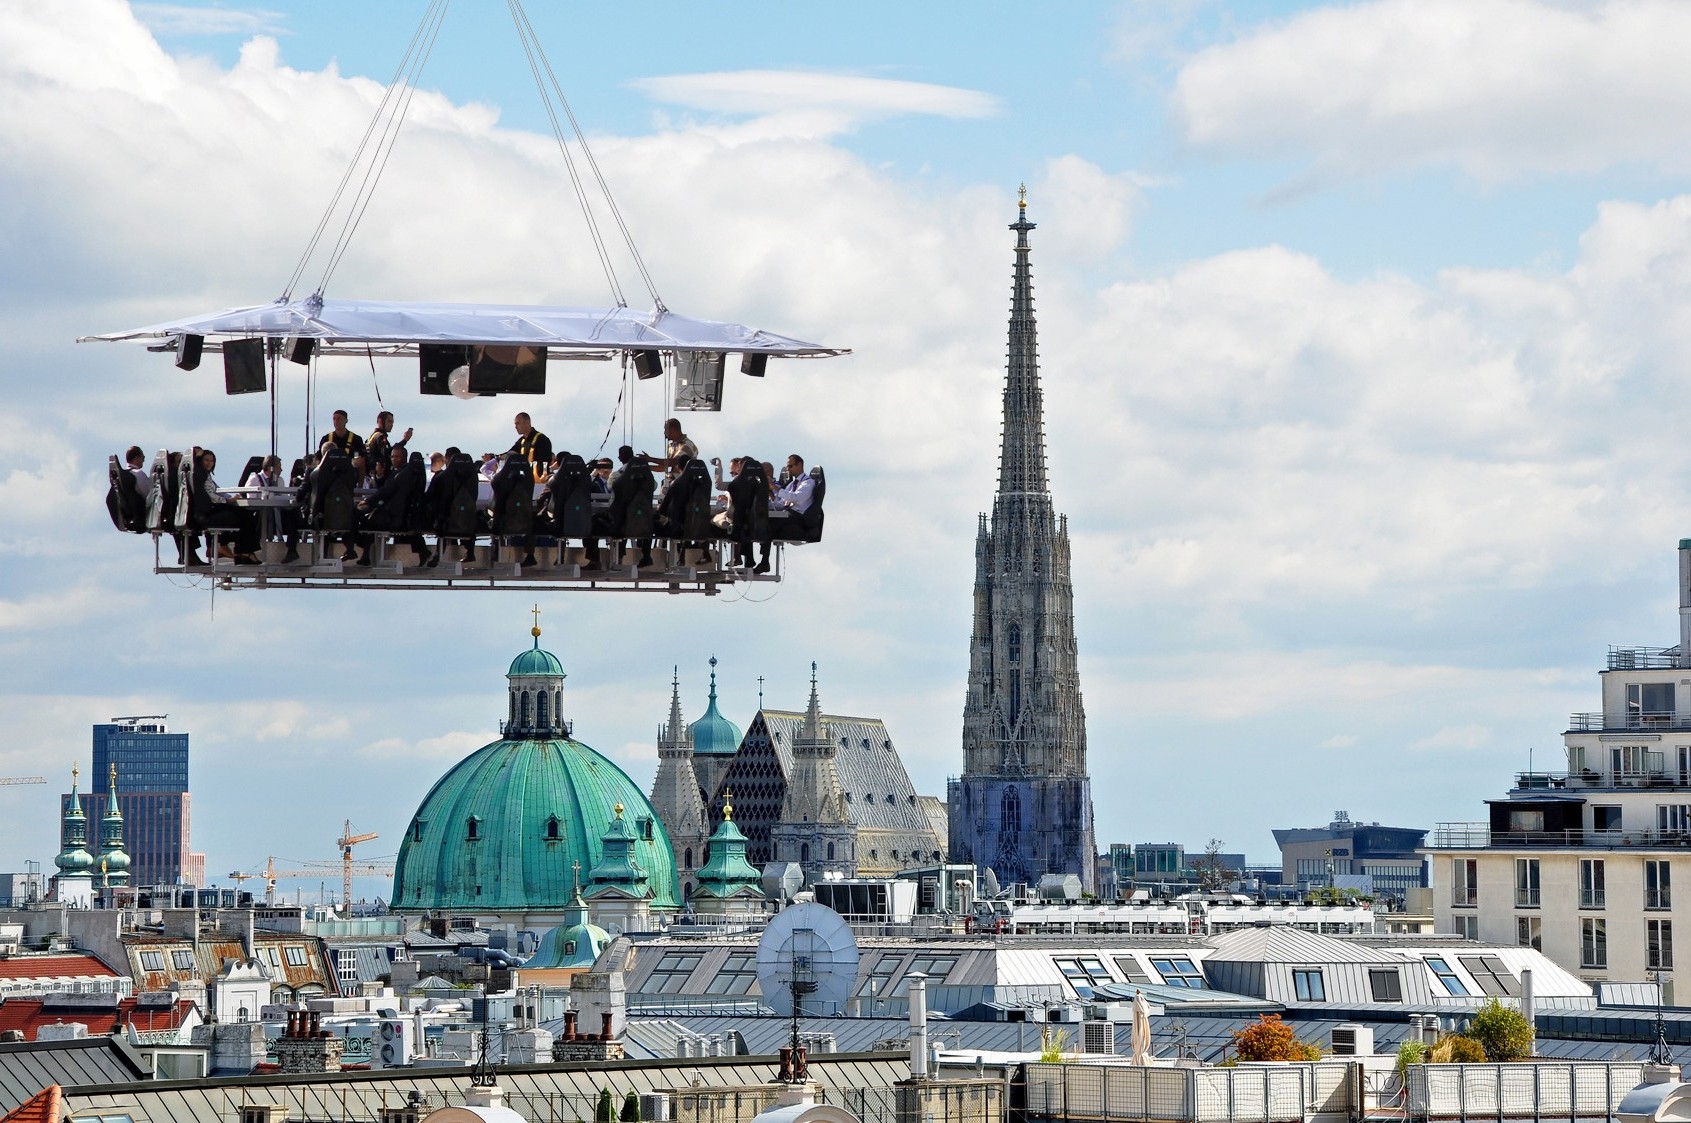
132;4;285;37
1410;724;1494;752
1171;0;1691;182
629;70;1000;131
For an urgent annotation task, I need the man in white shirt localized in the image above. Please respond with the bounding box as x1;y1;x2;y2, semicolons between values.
770;454;815;515
124;446;152;500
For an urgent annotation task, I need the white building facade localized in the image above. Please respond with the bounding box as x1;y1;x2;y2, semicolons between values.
1430;540;1691;993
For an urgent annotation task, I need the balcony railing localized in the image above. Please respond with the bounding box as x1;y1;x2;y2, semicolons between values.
1513;767;1691;791
1430;822;1691;849
1608;645;1687;670
1568;711;1691;731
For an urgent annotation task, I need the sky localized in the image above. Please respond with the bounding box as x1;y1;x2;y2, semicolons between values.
5;0;1691;898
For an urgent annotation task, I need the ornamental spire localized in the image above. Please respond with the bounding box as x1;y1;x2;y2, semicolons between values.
665;666;685;740
802;661;823;739
999;188;1048;498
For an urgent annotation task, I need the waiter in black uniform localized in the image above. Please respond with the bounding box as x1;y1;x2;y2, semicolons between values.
508;411;553;471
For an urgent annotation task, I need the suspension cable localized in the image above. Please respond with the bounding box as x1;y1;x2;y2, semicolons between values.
282;0;449;300
502;0;625;306
507;0;666;310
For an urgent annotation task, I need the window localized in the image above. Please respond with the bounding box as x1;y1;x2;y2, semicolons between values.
139;951;165;972
1368;968;1403;1003
704;952;759;995
537;690;548;725
1613;744;1653;779
1680;745;1691;785
1054;956;1115;997
1452;858;1478;907
1517;916;1542;950
826;842;835;860
1149;957;1207;989
1007;624;1021;665
1454;915;1479;941
856;958;901;1000
1650;919;1675;970
1649;861;1673;910
284;946;308;967
1293;969;1326;1002
263;947;282;969
467;816;480;841
1000;787;1022;833
545;815;561;841
1594;805;1623;833
1661;805;1691;835
1628;682;1675;726
1114;956;1154;985
1459;955;1519;996
1582;917;1608;969
1508;810;1545;834
640;817;654;841
1514;858;1540;907
903;955;959;990
520;690;530;726
1580;858;1606;908
412;819;426;842
170;949;196;970
1426;957;1470;996
646;953;703;994
683;848;693;869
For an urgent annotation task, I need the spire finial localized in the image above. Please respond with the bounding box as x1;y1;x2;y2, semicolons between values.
531;604;542;645
757;675;765;706
71;764;79;789
571;859;582;897
614;802;625;819
1018;182;1027;211
708;655;719;699
723;787;734;821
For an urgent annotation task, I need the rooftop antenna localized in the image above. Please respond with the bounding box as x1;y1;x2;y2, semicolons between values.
1651;971;1672;1066
470;997;496;1088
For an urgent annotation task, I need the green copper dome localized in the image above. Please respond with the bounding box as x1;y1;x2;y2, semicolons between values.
694;797;763;899
527;888;611;969
687;657;743;755
56;766;94;877
392;735;679;913
509;630;566;678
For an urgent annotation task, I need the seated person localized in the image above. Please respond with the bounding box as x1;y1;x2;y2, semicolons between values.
124;446;152;500
190;449;260;564
591;458;613;494
770;453;815;514
355;450;430;567
710;457;744;531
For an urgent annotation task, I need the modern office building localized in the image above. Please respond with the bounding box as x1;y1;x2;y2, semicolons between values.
1429;540;1691;990
68;717;203;888
1274;811;1427;903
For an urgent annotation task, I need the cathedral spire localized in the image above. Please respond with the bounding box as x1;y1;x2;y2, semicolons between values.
664;666;686;742
999;187;1048;499
802;661;823;739
99;763;131;887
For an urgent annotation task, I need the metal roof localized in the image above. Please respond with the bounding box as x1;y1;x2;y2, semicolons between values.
757;711;938;839
0;1037;148;1115
1205;926;1401;964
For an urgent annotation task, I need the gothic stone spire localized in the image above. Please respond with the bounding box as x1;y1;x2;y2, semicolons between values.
950;191;1097;892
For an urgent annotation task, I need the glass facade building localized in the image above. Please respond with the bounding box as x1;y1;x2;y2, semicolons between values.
64;717;200;888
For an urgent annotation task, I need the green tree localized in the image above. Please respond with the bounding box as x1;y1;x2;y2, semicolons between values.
1230;1015;1322;1062
595;1089;615;1123
1467;998;1534;1061
620;1092;641;1123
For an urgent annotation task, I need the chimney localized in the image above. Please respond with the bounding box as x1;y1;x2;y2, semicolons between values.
563;1010;577;1041
1520;969;1535;1051
908;972;929;1079
778;1047;792;1082
601;1012;614;1041
1681;541;1691;658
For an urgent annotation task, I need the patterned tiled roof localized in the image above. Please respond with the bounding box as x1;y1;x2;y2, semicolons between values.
0;956;115;981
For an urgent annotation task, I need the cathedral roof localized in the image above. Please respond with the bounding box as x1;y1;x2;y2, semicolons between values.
754;710;939;837
688;657;743;755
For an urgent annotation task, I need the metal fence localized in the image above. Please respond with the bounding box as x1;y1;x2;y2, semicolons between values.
1405;1063;1645;1122
1023;1062;1347;1123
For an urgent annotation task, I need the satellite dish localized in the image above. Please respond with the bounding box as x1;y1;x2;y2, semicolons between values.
755;902;859;1017
982;867;1001;898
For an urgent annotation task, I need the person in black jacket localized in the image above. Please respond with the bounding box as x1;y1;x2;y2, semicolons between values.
355;450;430;566
508;412;552;472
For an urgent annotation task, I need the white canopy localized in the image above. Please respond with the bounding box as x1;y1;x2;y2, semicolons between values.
80;296;848;358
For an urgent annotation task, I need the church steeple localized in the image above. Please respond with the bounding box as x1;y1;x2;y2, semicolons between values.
56;765;94;878
951;191;1097;892
98;764;131;887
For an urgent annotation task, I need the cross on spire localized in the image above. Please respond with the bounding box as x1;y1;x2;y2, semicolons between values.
530;604;542;644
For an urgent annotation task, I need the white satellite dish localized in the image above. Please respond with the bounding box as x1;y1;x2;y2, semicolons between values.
755;902;859;1017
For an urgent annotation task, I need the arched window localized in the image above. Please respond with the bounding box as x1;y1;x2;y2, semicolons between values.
545;815;560;841
467;816;481;841
1008;624;1021;665
826;842;835;860
801;843;811;863
509;693;517;726
684;848;693;868
520;690;531;726
537;690;549;727
412;819;425;842
1000;787;1022;834
554;690;562;722
1009;677;1021;723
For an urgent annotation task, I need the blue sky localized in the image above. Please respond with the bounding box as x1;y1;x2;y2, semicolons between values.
6;0;1691;896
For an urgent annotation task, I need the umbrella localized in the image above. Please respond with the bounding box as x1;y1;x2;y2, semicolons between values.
1131;988;1154;1066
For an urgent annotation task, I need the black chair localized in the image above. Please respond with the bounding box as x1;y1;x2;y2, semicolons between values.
800;466;826;542
311;449;356;533
236;455;264;489
733;460;770;564
105;455;146;533
551;456;594;541
439;455;481;538
491;457;535;535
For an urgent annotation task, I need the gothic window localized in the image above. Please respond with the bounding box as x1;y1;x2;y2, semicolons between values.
1000;788;1022;834
1008;625;1021;665
545;815;560;841
827;842;835;860
1009;677;1021;723
537;690;549;726
684;848;693;869
801;843;811;863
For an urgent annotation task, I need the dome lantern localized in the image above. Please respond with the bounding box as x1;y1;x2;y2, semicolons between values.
506;608;568;739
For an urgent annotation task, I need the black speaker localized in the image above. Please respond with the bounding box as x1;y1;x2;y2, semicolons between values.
175;334;203;371
222;338;267;395
287;337;316;365
633;349;663;380
740;352;767;378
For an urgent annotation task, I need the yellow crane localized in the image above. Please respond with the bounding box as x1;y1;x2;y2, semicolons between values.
237;855;395;908
336;820;380;914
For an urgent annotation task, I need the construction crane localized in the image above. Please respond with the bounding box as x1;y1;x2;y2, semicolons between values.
0;777;47;786
336;820;380;915
242;855;395;908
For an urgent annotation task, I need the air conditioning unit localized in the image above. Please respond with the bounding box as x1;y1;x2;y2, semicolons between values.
1330;1024;1374;1056
371;1019;414;1069
1082;1021;1116;1055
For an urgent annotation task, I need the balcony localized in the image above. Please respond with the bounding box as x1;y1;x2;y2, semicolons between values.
1429;822;1691;849
1607;645;1687;670
1568;711;1691;732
